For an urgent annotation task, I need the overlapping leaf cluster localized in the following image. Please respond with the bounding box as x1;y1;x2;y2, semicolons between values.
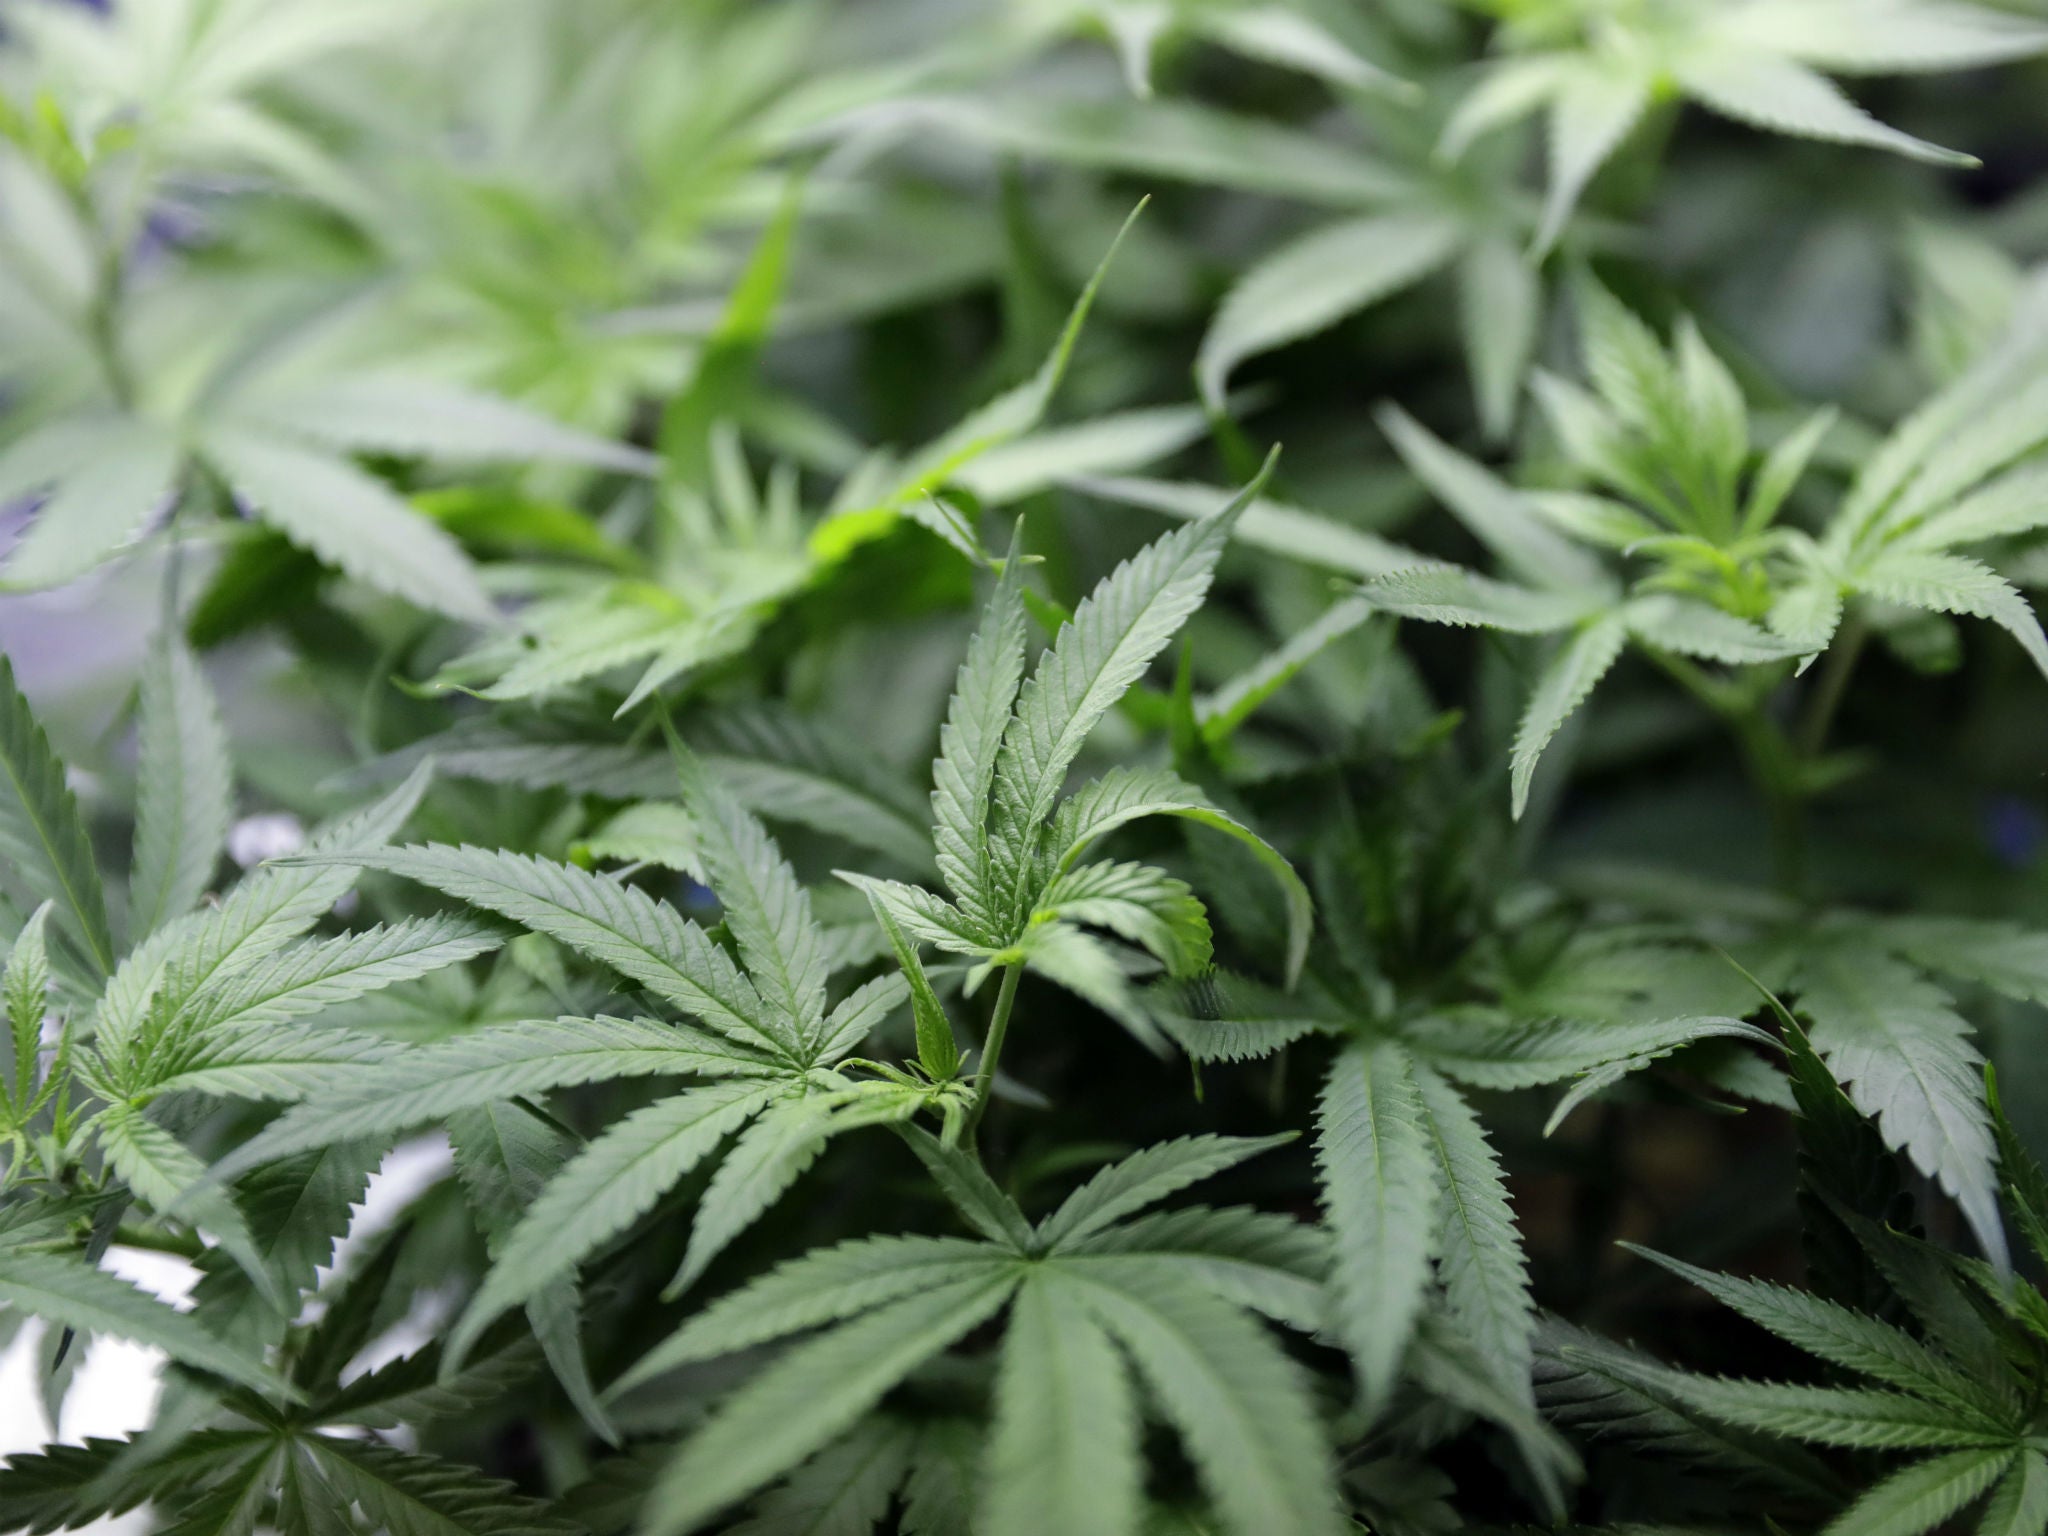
2;1;2048;1534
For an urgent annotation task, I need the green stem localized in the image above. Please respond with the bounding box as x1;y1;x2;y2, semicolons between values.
1796;616;1868;761
84;220;138;412
963;963;1023;1146
1651;651;1807;894
1730;701;1807;897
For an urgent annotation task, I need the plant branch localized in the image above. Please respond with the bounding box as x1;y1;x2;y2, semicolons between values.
1649;650;1807;893
1796;616;1868;760
963;962;1022;1146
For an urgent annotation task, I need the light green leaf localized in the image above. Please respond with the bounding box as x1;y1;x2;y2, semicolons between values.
2;909;51;1122
953;96;1411;206
702;708;936;876
1835;286;2048;546
1511;614;1630;818
1193;4;1408;93
898;1124;1038;1251
1733;0;2048;74
447;1081;776;1370
304;1438;580;1536
1153;973;1326;1064
954;406;1210;508
1366;565;1600;633
171;915;505;1043
987;462;1262;919
1317;1038;1438;1414
836;873;994;957
1376;405;1606;590
611;1233;1007;1397
668;1089;884;1299
1039;1133;1294;1251
1854;549;2048;681
0;418;134;506
0;1251;288;1395
1069;1260;1345;1536
466;599;685;706
1744;406;1839;533
1798;947;2006;1271
1044;765;1312;986
1901;464;2048;551
727;1418;914;1536
129;639;232;942
673;743;829;1054
1411;1012;1776;1092
817;971;909;1062
1198;594;1374;743
1577;279;1683;438
235;375;658;474
1538;63;1651;254
1066;1206;1329;1332
1416;1064;1536;1407
95;1102;274;1303
136;1023;397;1103
0;423;179;590
1676;319;1750;495
1885;371;2048;531
4;901;52;1106
816;203;1142;538
1441;55;1570;162
1098;1;1169;95
1672;1378;2010;1450
577;801;704;879
987;1270;1141;1536
203;428;495;624
1978;1449;2048;1536
1461;235;1542;442
1624;595;1805;664
930;529;1027;929
211;1015;776;1178
1197;214;1463;409
1878;916;2048;1005
642;1273;1020;1536
1037;859;1210;977
846;877;959;1080
1072;475;1423;580
95;769;430;1093
0;655;115;978
304;845;791;1057
1675;50;1975;168
1016;920;1162;1052
1623;1245;1981;1408
1820;1447;2015;1536
1771;568;1847;651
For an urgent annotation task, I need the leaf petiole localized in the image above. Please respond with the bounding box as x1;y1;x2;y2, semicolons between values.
964;962;1023;1147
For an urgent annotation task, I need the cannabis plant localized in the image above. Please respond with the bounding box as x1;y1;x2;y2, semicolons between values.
3;0;2048;1532
1363;276;2048;822
1537;1017;2048;1534
1444;0;2048;250
0;644;506;1414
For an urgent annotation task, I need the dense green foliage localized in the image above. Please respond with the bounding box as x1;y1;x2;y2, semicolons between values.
3;0;2048;1531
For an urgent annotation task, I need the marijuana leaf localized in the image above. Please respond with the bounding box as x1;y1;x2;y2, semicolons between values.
1445;0;2048;250
616;1129;1340;1536
1611;1221;2048;1536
